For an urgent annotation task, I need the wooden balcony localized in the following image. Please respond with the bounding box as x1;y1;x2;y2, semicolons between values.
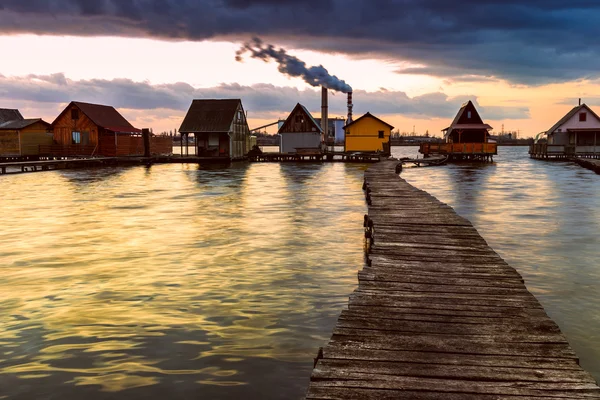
420;143;497;161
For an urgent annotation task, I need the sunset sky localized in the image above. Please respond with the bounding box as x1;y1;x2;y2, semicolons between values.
1;1;600;137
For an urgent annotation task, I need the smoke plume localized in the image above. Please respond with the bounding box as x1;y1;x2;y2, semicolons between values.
236;37;352;93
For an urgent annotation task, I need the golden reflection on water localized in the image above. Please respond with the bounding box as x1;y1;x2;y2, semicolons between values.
0;163;367;398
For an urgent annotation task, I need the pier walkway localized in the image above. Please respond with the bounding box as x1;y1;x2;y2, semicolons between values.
306;160;600;399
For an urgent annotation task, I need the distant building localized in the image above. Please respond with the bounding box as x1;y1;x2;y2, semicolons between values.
0;108;52;157
179;99;250;159
52;101;142;156
344;112;394;152
278;103;323;153
443;100;492;143
314;117;346;144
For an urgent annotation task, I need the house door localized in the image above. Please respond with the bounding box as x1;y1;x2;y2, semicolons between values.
219;134;230;157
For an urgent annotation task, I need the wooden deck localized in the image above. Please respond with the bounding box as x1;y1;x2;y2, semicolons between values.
420;143;497;161
306;160;600;399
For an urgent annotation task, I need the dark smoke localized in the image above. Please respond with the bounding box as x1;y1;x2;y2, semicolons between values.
236;37;352;93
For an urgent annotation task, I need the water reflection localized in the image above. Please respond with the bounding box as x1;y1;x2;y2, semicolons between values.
0;163;367;399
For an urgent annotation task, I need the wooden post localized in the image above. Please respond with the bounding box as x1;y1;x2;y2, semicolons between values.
142;128;151;158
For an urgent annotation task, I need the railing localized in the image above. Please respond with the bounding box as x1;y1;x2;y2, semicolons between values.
420;143;497;155
529;144;577;156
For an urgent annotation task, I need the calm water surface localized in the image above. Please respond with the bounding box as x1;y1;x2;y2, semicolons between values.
0;163;368;399
1;147;599;399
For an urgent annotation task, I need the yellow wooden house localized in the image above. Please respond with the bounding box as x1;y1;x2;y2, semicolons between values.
344;112;394;153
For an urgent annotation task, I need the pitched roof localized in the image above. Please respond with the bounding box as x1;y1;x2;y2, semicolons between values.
278;103;323;134
546;104;600;135
179;99;242;133
52;101;141;133
343;112;395;130
0;109;24;124
443;101;492;137
0;118;50;130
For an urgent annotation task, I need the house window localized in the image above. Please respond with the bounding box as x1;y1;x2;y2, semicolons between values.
237;110;244;122
378;131;385;139
580;113;587;122
346;130;350;136
558;128;562;132
467;111;472;119
295;115;303;123
71;109;79;120
72;131;81;144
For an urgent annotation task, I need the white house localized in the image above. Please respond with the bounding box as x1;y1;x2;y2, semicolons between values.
546;103;600;154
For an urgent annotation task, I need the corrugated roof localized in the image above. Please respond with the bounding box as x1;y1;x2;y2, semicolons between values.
0;109;24;124
343;112;395;130
546;104;600;136
0;118;50;130
179;99;242;133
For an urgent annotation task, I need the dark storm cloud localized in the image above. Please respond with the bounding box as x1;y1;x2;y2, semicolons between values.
0;73;529;121
0;1;599;84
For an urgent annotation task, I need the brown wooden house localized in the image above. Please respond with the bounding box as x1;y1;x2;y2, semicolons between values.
443;101;493;143
51;101;143;157
420;101;497;160
179;99;251;159
0;109;53;158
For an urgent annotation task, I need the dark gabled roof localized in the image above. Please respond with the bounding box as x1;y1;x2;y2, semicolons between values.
278;103;323;134
52;101;141;133
0;109;24;124
343;112;395;130
0;118;50;130
443;100;492;137
179;99;242;133
546;104;600;136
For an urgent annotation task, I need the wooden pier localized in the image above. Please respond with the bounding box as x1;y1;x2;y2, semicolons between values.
248;151;383;163
0;155;237;175
306;160;600;399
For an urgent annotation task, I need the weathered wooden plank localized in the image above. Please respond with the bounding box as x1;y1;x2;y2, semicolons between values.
307;386;597;400
315;359;598;384
328;334;576;358
309;379;600;398
346;304;550;320
357;273;526;288
337;314;562;335
340;308;554;325
322;347;582;370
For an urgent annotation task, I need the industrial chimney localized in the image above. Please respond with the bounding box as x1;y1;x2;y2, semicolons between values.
347;92;354;124
321;87;329;143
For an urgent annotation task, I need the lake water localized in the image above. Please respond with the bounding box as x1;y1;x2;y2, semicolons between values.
1;146;599;399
